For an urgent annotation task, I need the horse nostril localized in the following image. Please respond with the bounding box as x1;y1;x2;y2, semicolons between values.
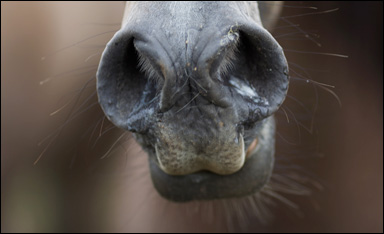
224;25;289;121
97;30;165;131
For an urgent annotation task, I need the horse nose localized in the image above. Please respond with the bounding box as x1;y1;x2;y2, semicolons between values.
129;23;288;114
98;21;288;119
97;20;289;176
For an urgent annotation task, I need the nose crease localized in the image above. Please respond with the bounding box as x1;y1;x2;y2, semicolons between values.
138;27;240;112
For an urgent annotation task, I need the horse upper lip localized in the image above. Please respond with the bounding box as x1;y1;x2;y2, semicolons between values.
154;136;259;176
155;134;246;176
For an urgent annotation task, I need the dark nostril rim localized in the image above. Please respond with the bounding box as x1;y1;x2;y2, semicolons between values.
97;30;154;131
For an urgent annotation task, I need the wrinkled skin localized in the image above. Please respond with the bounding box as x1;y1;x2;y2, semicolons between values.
97;1;289;202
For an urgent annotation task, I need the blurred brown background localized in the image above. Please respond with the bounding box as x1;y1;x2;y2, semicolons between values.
1;1;382;232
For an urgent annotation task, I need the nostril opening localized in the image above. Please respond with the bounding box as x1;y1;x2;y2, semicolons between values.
134;40;165;83
208;31;240;80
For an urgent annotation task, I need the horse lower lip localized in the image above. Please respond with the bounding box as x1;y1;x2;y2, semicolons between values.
246;138;258;159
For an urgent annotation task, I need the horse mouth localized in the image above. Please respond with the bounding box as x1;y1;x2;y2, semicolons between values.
145;117;275;202
155;136;258;176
